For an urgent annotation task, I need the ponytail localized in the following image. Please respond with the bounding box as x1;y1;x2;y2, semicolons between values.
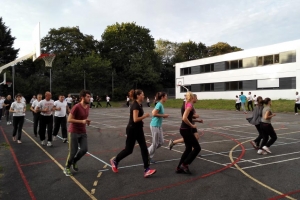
263;97;271;105
128;89;143;100
155;92;167;101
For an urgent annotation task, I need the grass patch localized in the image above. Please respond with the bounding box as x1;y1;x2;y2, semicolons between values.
0;143;9;149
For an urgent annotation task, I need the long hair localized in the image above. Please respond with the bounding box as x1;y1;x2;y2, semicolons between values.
185;91;194;102
263;97;271;105
155;92;167;101
128;89;143;100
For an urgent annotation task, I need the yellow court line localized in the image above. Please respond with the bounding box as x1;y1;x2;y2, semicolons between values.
23;130;97;200
229;139;296;200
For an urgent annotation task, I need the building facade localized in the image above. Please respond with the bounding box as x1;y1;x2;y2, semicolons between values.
175;40;299;100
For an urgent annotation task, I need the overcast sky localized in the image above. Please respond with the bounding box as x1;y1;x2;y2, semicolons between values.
2;0;300;57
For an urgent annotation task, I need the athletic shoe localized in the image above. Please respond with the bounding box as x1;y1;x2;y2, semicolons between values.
9;121;12;125
150;158;156;164
63;138;67;143
12;136;16;141
175;167;184;174
64;167;72;176
7;122;9;125
295;113;299;115
250;141;258;149
262;146;271;153
53;136;57;141
47;141;53;147
41;140;45;146
17;140;22;144
110;159;118;173
72;163;79;172
168;139;174;150
144;168;156;178
257;149;267;155
179;164;191;174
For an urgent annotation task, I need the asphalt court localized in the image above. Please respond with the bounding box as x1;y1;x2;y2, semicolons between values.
1;107;300;200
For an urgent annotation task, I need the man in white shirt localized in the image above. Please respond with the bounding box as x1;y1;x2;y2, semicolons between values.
106;95;111;107
53;95;70;143
247;92;254;112
0;96;4;122
253;95;258;107
90;96;94;108
65;94;73;109
36;91;55;146
295;92;300;115
30;94;42;137
30;95;36;105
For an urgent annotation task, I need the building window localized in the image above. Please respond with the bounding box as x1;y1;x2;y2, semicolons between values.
201;83;214;91
230;60;239;69
180;67;191;75
258;57;263;66
274;54;279;63
238;60;243;68
263;55;273;65
280;50;296;64
243;57;256;68
180;85;191;93
225;81;243;90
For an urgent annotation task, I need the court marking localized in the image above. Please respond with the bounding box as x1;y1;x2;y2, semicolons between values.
229;139;296;200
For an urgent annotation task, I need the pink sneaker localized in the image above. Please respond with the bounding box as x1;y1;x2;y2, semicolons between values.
144;168;156;178
110;159;118;173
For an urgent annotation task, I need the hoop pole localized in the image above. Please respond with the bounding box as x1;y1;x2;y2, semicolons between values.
178;85;189;92
50;68;52;93
12;66;15;98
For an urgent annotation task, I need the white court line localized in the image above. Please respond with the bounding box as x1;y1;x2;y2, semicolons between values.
241;157;300;170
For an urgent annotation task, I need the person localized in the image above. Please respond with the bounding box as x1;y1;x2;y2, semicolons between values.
110;89;156;178
247;92;253;112
248;96;264;150
295;92;300;115
126;96;130;107
257;98;277;155
96;96;102;108
240;92;247;114
9;93;26;144
146;97;150;107
64;90;91;176
235;95;240;111
253;95;258;107
65;94;73;109
168;94;203;150
3;95;13;125
36;91;55;147
148;92;169;163
154;96;158;106
0;96;4;122
106;95;111;107
30;94;42;137
53;95;70;143
176;91;201;174
90;96;94;108
30;95;36;105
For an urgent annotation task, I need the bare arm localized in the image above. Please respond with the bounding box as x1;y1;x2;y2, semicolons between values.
133;110;149;122
67;113;90;125
264;111;276;120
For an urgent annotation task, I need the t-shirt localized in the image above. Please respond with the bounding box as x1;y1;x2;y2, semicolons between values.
296;95;300;104
127;97;130;102
261;106;272;124
30;98;36;104
4;99;12;110
235;98;240;103
68;103;90;133
146;98;150;103
38;99;55;116
31;100;41;111
106;97;110;102
150;102;164;127
181;102;194;129
10;102;26;116
247;95;253;101
90;97;94;103
240;95;247;103
66;97;73;104
21;97;26;104
54;100;67;117
128;101;144;128
0;99;4;109
253;97;258;105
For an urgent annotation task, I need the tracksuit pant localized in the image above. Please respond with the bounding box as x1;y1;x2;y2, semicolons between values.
66;133;88;168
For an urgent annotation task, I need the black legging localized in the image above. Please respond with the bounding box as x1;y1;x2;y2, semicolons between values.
178;128;201;168
115;126;149;169
253;124;263;147
106;102;111;107
12;116;25;140
294;103;300;113
235;103;240;111
259;122;277;149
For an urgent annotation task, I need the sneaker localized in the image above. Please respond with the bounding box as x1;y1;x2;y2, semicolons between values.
17;140;22;144
7;122;9;125
180;164;191;174
257;149;267;155
262;146;271;153
110;159;118;173
72;163;79;172
12;136;16;141
41;140;45;146
9;121;12;125
47;141;53;147
168;139;174;150
53;136;57;141
63;138;67;143
144;168;156;178
64;167;72;176
175;167;184;174
295;113;299;115
250;141;258;149
150;158;156;164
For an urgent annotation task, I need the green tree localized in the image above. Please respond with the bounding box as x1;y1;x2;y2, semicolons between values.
0;17;19;64
174;41;207;63
208;42;243;56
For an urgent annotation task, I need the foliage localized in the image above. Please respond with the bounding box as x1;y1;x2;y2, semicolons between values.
208;42;243;56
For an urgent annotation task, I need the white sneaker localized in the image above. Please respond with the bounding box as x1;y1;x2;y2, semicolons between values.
9;121;12;125
262;146;271;153
257;149;267;155
295;113;298;115
47;141;53;147
41;140;45;146
7;122;9;125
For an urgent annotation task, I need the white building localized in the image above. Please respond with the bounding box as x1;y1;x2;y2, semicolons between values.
175;40;299;100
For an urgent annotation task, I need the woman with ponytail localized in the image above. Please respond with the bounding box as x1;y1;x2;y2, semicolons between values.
148;92;169;163
176;91;201;174
110;89;156;178
258;98;277;155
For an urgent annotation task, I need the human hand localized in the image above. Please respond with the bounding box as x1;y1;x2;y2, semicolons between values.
144;113;150;118
191;124;197;129
163;114;169;118
198;119;203;123
56;107;61;111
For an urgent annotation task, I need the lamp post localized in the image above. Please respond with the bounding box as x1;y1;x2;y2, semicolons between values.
12;65;15;98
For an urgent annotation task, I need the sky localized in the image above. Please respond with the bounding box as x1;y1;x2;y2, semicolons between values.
1;0;300;57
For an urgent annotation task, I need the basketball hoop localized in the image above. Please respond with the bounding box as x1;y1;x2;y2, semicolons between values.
6;82;12;87
39;53;56;67
177;81;189;91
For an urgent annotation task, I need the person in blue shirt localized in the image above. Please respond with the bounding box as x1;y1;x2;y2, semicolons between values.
148;92;169;163
240;92;247;114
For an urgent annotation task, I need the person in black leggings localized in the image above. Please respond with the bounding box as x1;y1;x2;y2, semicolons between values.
176;91;201;174
258;97;277;155
110;89;156;178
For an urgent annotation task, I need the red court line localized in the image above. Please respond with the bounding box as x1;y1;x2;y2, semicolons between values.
1;127;36;200
110;130;246;200
269;189;300;200
20;157;66;167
